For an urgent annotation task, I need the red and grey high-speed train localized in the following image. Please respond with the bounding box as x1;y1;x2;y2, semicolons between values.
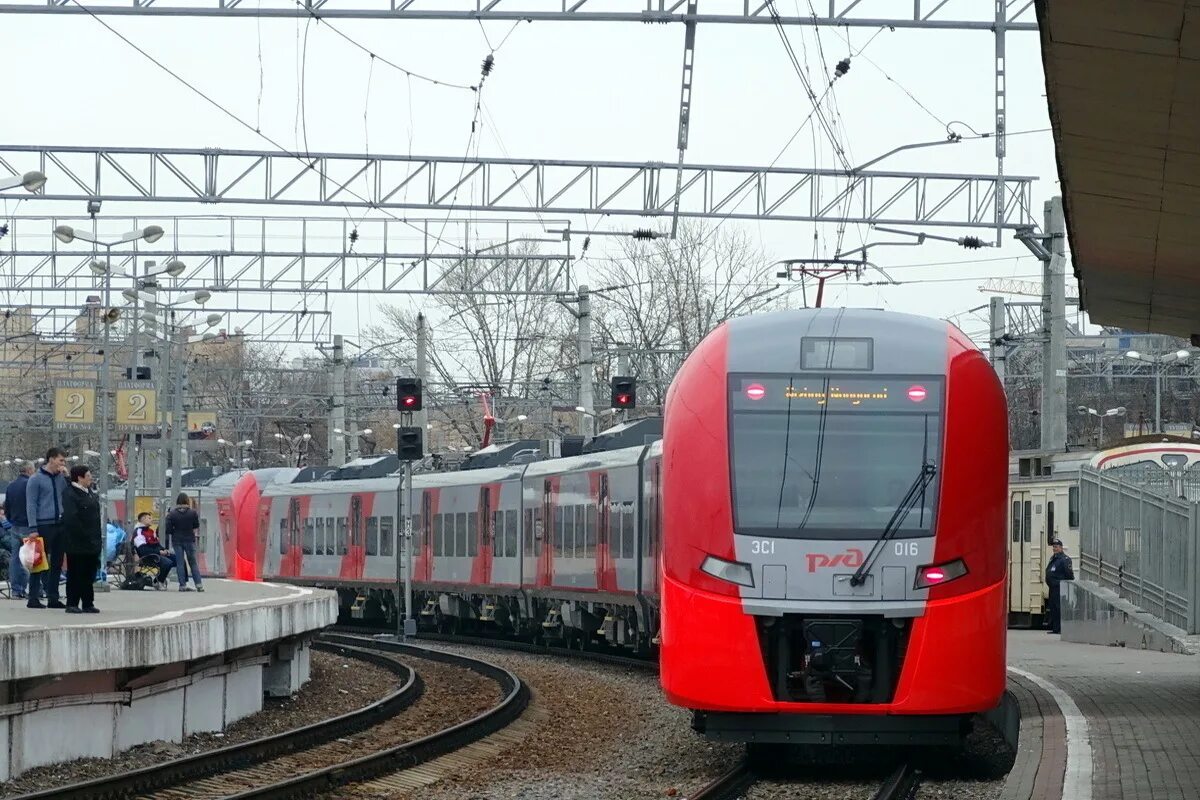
660;307;1012;745
238;443;664;649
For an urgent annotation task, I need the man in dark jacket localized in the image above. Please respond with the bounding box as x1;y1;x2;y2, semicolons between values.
165;493;203;592
3;464;33;598
26;448;69;608
61;464;102;613
1045;538;1075;635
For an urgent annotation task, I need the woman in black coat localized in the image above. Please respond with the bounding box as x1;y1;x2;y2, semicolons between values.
61;464;102;614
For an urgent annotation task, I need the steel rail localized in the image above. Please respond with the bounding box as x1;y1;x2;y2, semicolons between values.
224;634;529;800
4;641;420;800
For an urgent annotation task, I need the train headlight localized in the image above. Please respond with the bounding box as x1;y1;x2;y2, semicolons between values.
914;558;968;589
700;554;755;588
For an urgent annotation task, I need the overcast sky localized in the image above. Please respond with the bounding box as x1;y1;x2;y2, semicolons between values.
0;4;1080;354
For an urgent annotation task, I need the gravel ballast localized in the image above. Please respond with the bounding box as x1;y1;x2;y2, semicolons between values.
354;642;1010;800
372;643;743;800
0;648;399;797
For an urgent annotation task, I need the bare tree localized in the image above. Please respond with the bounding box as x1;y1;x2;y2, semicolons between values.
365;247;573;445
591;223;782;406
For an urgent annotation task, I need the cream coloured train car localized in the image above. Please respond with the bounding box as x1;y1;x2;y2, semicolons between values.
1008;437;1200;625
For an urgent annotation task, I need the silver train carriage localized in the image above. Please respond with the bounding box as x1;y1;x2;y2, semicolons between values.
255;442;664;652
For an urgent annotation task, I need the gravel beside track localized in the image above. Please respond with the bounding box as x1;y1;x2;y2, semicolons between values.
741;775;1003;800
0;650;398;797
373;642;743;800
145;657;501;800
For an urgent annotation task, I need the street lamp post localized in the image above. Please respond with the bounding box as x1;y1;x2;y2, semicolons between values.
1077;406;1125;448
133;301;221;505
1124;349;1191;433
0;171;47;193
114;258;188;528
55;224;166;525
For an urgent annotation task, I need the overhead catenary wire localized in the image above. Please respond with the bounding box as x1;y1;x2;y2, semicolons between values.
63;0;474;254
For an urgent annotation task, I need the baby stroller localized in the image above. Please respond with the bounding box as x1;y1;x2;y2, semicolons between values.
121;551;165;590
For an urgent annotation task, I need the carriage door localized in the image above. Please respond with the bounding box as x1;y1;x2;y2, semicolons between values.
1008;491;1034;614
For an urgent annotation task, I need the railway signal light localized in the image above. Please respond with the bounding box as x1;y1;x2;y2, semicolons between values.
396;377;423;411
611;376;636;409
396;426;423;461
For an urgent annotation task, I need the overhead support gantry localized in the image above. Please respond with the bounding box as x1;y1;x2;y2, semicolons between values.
0;145;1038;231
0;0;1038;27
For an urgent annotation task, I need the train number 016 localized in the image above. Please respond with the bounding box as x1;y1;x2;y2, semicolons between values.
894;542;919;557
750;539;776;555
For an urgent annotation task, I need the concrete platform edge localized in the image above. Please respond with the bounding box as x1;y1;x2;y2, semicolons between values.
0;583;339;682
1061;579;1200;655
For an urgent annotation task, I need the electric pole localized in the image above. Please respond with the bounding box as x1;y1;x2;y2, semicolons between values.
1040;197;1067;452
330;334;346;466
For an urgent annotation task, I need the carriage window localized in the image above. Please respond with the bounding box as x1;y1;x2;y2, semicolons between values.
326;517;335;554
412;513;422;556
534;507;544;556
554;506;564;553
1069;485;1079;528
337;517;348;555
380;517;394;557
468;512;478;557
279;518;287;554
366;516;379;556
585;504;597;558
1047;501;1056;544
505;510;518;557
524;509;534;556
452;512;464;556
621;506;634;559
1011;501;1020;542
493;511;503;557
303;518;314;554
434;515;444;556
565;505;576;557
198;518;208;552
609;504;620;558
312;517;322;554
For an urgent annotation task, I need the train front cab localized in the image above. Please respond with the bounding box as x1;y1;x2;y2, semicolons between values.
660;309;1013;749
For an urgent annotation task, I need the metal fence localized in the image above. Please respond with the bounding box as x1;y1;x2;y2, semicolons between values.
1104;461;1200;502
1079;466;1200;633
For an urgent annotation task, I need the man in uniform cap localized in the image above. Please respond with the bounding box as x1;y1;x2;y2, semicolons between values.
1045;538;1074;634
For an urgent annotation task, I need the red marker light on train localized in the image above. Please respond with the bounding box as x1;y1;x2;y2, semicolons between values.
745;383;766;401
907;385;928;402
914;559;968;589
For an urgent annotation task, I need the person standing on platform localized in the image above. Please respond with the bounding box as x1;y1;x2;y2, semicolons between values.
165;493;203;592
1045;538;1075;635
62;464;102;614
4;464;34;599
26;449;69;608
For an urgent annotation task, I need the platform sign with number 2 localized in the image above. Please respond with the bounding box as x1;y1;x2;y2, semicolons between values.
116;381;158;434
53;380;97;431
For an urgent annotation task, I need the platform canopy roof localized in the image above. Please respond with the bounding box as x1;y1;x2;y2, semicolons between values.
1037;0;1200;340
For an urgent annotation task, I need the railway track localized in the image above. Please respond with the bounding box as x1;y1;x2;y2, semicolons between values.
333;623;656;673
691;761;924;800
6;636;527;800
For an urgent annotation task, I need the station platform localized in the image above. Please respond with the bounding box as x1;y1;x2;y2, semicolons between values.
0;579;337;781
1006;629;1200;800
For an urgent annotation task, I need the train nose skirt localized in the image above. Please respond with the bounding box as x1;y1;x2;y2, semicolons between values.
691;710;969;746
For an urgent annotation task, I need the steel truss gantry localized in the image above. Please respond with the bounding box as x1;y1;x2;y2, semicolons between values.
1;215;575;297
0;146;1037;230
2;302;335;345
0;0;1037;28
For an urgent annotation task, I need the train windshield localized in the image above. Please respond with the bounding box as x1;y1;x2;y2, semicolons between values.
728;375;943;539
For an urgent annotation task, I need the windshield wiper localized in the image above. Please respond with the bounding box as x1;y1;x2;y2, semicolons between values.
849;462;937;588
